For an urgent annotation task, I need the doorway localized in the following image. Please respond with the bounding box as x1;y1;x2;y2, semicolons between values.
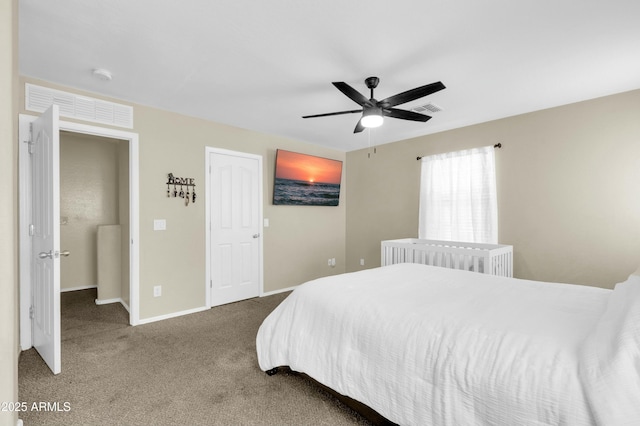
19;112;140;374
59;131;130;318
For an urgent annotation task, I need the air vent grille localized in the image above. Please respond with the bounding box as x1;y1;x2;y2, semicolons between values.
411;102;443;114
25;83;133;129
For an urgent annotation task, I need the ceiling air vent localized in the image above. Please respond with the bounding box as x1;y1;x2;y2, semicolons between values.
25;83;133;129
411;102;443;114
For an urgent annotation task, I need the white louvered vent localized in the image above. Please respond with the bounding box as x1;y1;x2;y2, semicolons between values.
26;83;133;129
411;102;443;114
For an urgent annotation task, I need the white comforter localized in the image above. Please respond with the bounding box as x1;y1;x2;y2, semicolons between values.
257;263;640;425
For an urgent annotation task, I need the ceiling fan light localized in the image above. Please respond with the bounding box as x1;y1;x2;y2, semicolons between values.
361;108;384;128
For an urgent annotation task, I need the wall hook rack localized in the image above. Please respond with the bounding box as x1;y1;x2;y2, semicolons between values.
166;173;196;206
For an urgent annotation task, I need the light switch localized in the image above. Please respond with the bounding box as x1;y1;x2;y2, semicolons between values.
263;218;269;227
153;219;166;231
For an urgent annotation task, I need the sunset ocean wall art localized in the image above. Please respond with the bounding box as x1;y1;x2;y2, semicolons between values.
273;150;343;206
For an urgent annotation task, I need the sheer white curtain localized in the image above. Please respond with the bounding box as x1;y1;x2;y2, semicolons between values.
418;146;498;243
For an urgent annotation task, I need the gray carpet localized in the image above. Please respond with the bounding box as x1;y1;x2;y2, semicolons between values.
18;289;371;425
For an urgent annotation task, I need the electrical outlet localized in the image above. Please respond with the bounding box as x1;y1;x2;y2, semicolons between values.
328;258;332;266
360;258;365;266
153;286;162;297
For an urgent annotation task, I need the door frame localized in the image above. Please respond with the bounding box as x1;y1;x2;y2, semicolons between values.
204;147;264;308
19;114;141;350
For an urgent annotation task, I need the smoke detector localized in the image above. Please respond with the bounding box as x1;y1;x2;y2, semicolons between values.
92;68;113;81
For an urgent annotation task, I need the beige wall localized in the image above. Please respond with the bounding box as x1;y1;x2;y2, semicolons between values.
60;132;121;291
347;89;640;288
1;0;18;425
135;106;346;319
20;77;346;321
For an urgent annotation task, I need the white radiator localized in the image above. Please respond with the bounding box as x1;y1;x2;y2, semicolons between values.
381;238;513;277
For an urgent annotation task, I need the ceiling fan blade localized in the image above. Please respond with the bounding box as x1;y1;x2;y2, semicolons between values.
378;81;446;108
333;82;372;107
383;108;432;122
302;109;362;119
353;118;365;133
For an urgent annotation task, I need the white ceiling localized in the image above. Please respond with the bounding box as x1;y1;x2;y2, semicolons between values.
19;0;640;152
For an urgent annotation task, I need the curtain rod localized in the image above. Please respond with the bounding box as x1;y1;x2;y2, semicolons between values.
416;143;502;160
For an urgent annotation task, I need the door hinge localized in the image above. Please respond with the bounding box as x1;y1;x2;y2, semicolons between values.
29;305;34;320
29;224;35;236
210;280;212;288
26;122;35;154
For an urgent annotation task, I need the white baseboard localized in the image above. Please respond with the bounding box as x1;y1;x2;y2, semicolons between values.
17;419;24;426
95;297;130;315
261;285;297;297
95;297;123;305
61;284;97;292
137;306;208;325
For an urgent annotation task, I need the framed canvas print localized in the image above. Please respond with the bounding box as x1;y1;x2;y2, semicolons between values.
273;149;343;206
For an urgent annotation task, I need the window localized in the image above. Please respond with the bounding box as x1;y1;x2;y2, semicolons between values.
418;146;497;243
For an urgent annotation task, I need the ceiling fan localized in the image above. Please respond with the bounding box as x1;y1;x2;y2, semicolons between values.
302;77;445;133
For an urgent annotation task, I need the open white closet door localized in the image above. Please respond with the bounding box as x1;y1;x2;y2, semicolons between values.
30;104;62;374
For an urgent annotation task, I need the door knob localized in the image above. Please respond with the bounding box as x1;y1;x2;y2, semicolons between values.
38;250;53;259
253;233;260;239
38;250;70;259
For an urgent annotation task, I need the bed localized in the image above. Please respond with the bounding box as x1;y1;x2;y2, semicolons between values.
256;263;640;425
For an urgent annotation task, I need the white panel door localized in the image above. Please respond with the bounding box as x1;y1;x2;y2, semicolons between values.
210;151;261;306
31;105;61;374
